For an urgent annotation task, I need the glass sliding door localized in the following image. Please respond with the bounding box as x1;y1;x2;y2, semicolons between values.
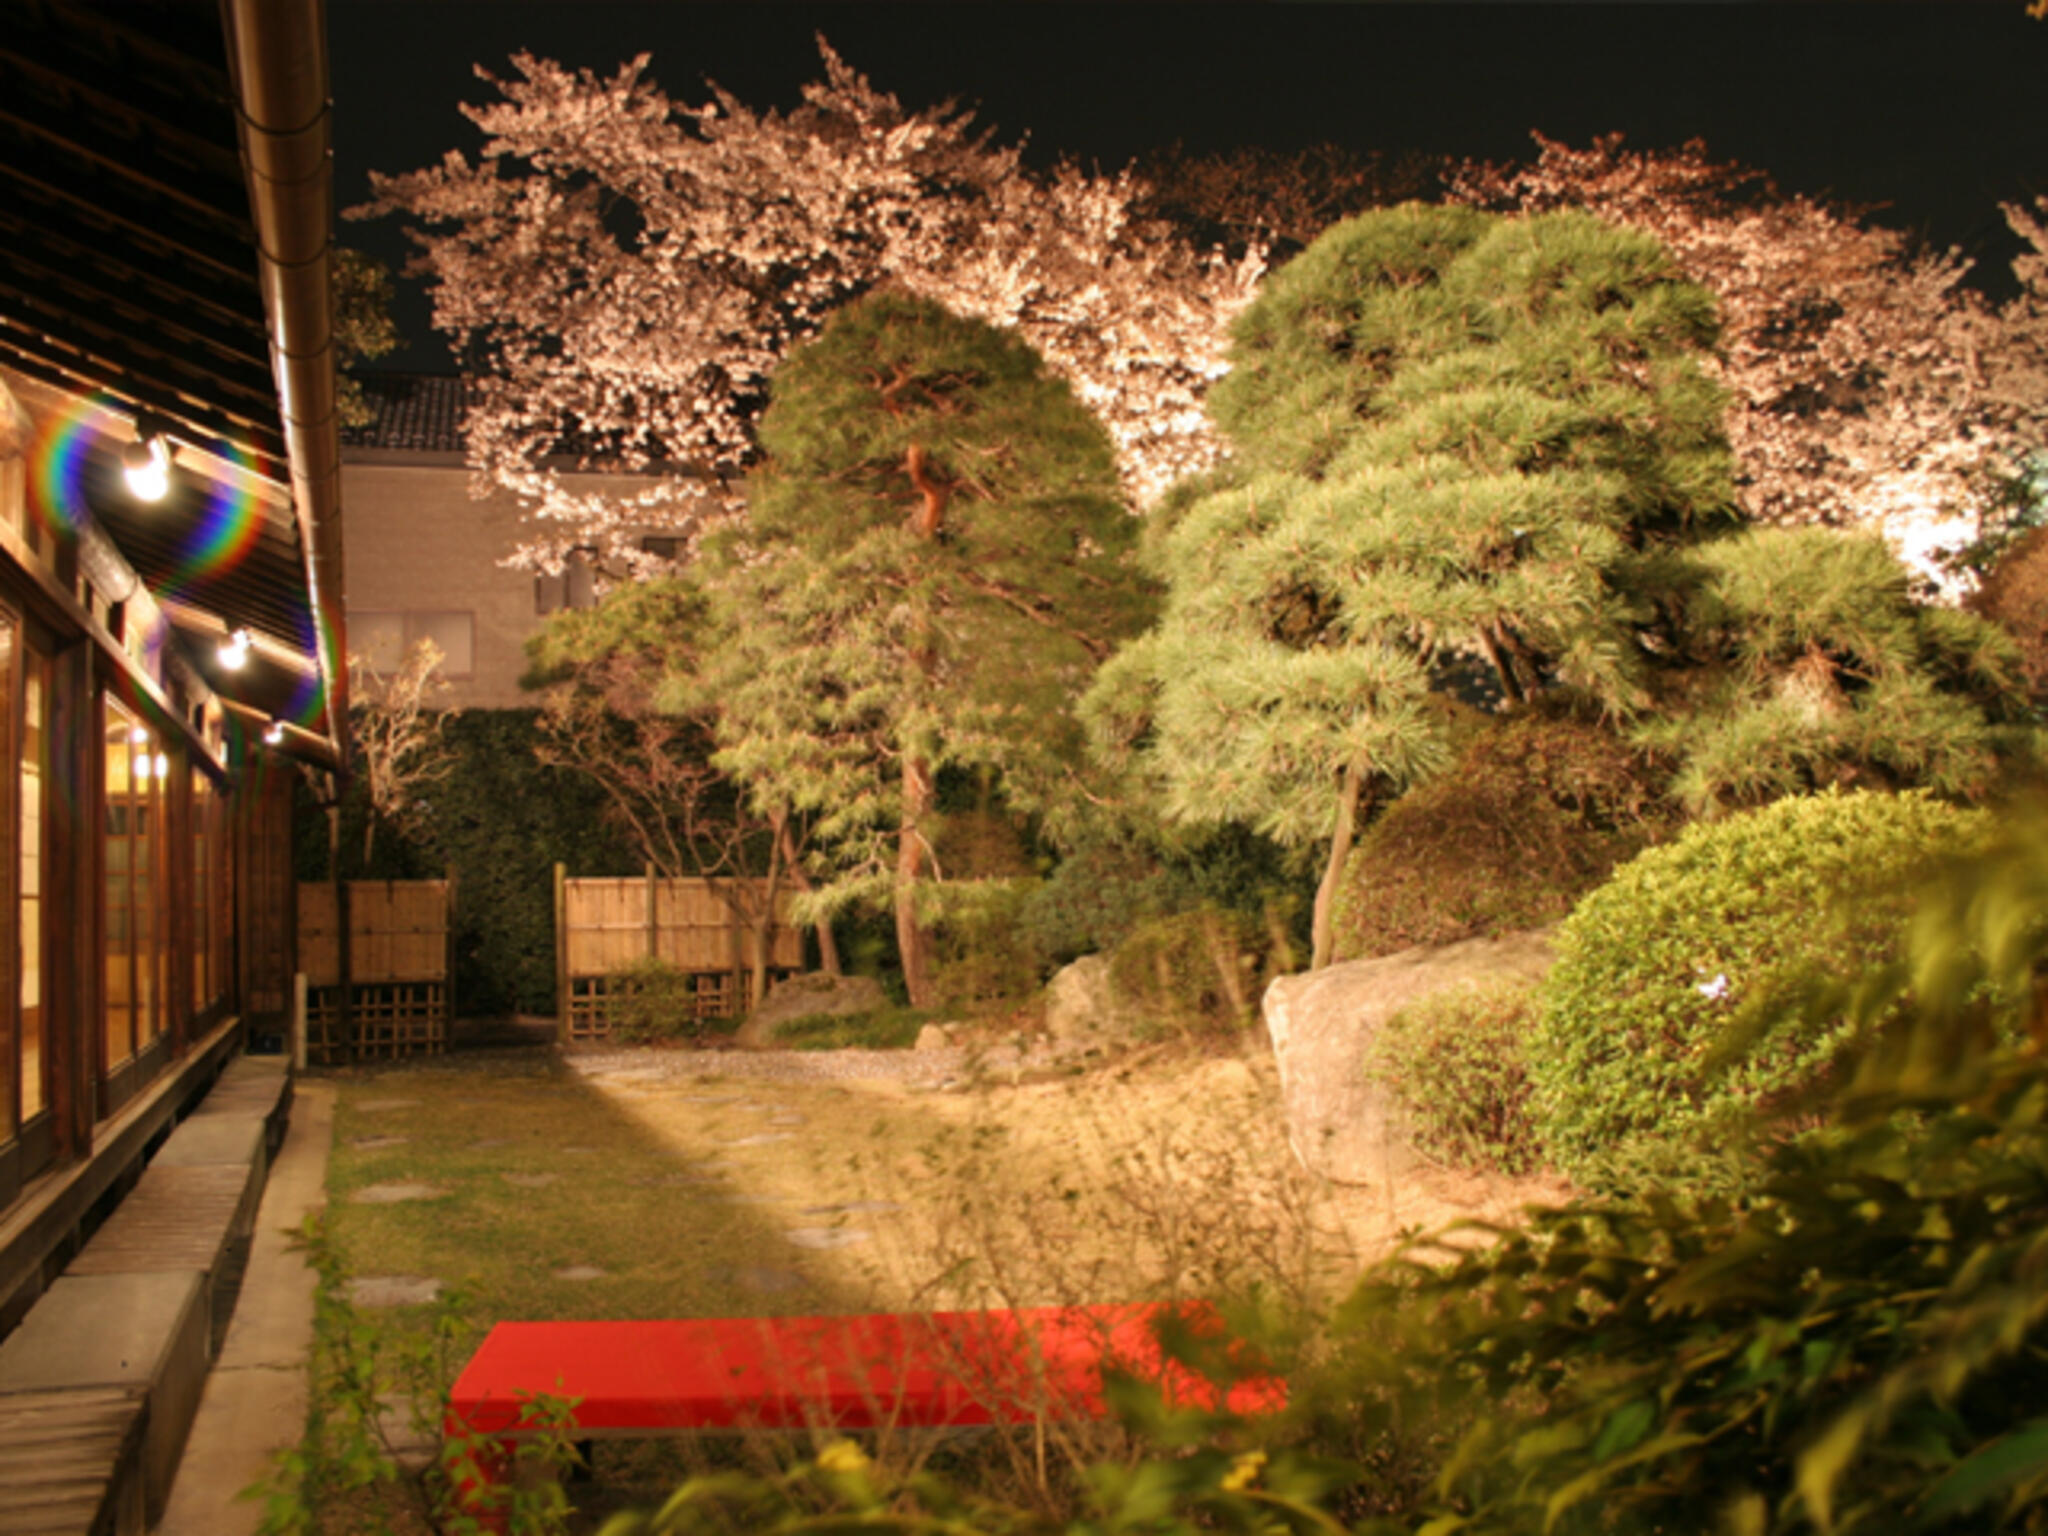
102;699;163;1076
19;635;48;1126
0;608;14;1143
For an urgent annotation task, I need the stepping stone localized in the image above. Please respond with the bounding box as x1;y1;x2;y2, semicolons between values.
730;1267;809;1295
551;1265;607;1281
355;1099;418;1113
681;1094;741;1105
723;1193;782;1206
783;1228;872;1251
468;1138;513;1150
558;1146;596;1157
351;1182;448;1205
349;1134;410;1150
730;1133;794;1148
768;1114;806;1127
349;1275;443;1308
802;1201;903;1216
502;1172;560;1189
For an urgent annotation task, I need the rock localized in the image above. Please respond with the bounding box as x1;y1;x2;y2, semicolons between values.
1043;956;1145;1047
1262;929;1555;1187
914;1022;956;1052
736;972;888;1048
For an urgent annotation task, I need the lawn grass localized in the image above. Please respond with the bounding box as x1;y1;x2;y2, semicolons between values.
320;1043;1347;1352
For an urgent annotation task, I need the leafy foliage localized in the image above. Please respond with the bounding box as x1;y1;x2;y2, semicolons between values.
1532;787;1989;1188
1344;800;2048;1535
1364;980;1545;1177
603;957;742;1045
1332;702;1669;960
1107;905;1269;1035
297;711;639;1016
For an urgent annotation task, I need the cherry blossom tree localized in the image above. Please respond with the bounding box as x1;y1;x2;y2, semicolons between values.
1448;135;2048;589
352;39;1259;570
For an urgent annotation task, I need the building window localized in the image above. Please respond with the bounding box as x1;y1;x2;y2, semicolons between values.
351;610;475;679
534;551;599;616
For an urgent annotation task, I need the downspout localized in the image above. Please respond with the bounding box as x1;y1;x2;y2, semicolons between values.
217;0;349;758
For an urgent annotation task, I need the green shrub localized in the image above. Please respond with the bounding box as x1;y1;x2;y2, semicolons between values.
771;1007;929;1051
929;879;1041;1012
605;957;740;1045
1364;980;1542;1175
296;710;640;1016
1106;905;1267;1034
1332;702;1667;961
1344;804;2048;1536
1532;786;1989;1188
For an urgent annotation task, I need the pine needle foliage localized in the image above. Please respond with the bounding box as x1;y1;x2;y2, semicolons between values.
709;292;1154;1006
1087;205;1736;966
1638;528;2034;814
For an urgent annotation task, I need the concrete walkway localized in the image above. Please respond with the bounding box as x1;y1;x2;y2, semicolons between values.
156;1080;334;1535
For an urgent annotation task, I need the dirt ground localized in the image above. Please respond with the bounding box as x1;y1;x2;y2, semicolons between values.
562;1033;1573;1311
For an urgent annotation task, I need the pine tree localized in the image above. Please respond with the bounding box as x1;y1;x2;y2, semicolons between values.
1088;205;1738;968
708;292;1153;1007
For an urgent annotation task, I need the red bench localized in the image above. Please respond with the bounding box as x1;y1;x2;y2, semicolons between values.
444;1302;1283;1518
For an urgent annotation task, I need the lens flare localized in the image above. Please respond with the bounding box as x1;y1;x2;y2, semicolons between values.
30;393;122;533
166;437;268;591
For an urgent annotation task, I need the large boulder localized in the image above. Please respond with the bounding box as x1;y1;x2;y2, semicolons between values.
1042;955;1147;1049
1261;930;1554;1186
735;972;888;1048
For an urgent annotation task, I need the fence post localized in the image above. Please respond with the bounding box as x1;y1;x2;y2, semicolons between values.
553;862;568;1038
292;971;307;1072
645;861;659;962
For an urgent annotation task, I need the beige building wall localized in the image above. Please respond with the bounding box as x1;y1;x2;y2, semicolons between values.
340;451;666;710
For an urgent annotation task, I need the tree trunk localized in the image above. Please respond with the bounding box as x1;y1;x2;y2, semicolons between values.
1311;761;1365;971
750;816;784;1010
896;753;937;1007
775;815;840;975
1478;623;1527;706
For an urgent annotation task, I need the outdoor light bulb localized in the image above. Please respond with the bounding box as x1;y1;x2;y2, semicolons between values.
218;629;252;671
263;719;285;746
154;752;168;779
129;725;149;745
133;752;151;781
122;435;171;502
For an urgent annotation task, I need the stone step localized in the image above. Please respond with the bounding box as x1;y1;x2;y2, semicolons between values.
0;1272;208;1525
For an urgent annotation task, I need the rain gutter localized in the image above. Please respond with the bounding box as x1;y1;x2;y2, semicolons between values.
217;0;348;767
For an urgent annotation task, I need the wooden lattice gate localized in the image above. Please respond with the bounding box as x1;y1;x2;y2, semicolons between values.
556;868;802;1042
297;880;451;1063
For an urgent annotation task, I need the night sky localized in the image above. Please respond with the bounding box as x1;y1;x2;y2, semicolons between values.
328;1;2048;374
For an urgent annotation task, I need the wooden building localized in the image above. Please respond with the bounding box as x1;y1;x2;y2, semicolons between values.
0;0;347;1329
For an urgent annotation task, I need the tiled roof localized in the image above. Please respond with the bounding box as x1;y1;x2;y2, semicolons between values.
343;371;471;453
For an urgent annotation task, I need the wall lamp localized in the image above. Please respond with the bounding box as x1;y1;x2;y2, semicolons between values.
262;718;286;746
122;417;175;502
217;628;253;671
